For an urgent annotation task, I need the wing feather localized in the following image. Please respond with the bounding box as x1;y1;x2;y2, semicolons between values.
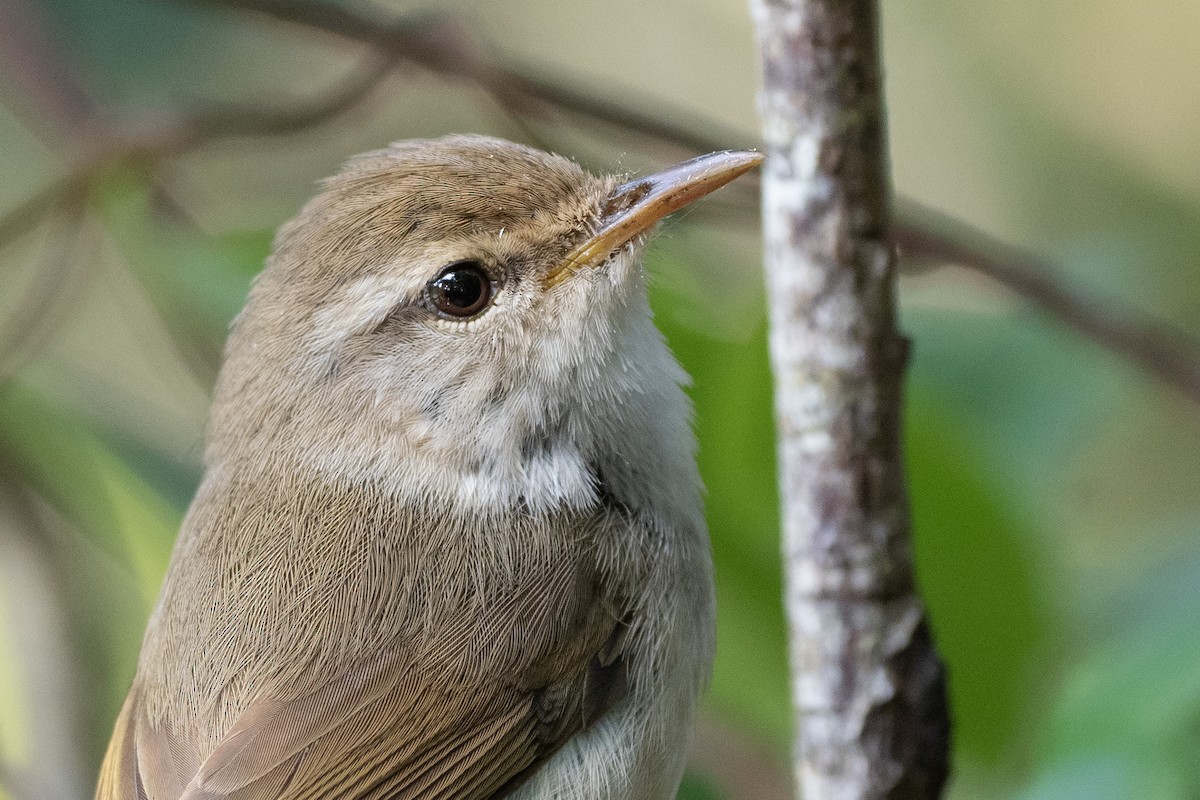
135;713;199;800
101;577;626;800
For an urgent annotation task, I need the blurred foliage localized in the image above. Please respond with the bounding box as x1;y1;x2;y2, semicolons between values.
2;0;1200;799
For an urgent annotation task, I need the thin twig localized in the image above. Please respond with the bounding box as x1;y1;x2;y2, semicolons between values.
188;52;398;139
0;0;97;144
0;51;398;257
0;180;65;252
192;0;758;156
0;198;88;381
894;201;1200;405
0;46;399;379
142;179;239;385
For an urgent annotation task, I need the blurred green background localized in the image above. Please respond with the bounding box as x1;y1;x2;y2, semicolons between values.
1;0;1199;799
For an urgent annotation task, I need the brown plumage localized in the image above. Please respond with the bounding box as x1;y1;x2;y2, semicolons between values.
95;136;760;800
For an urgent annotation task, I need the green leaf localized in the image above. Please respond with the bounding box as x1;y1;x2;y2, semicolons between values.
0;381;182;767
904;307;1130;498
0;382;178;602
677;772;726;800
656;304;791;743
907;389;1046;763
1030;550;1200;800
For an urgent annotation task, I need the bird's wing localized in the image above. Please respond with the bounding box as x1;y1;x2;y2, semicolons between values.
96;569;627;800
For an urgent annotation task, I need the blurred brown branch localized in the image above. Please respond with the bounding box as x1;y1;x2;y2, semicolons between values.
188;52;400;140
0;0;96;144
894;200;1200;403
0;197;89;381
194;0;755;156
0;0;1197;408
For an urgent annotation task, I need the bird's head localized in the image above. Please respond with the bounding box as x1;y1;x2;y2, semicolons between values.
206;135;760;516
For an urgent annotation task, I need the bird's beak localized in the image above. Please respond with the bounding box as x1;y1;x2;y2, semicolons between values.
544;150;764;288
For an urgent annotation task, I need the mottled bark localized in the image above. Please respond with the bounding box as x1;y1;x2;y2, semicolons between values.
747;1;951;798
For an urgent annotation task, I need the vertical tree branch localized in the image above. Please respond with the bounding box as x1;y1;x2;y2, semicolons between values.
748;1;951;798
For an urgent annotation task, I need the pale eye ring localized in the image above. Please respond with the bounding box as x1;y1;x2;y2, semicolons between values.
425;261;495;319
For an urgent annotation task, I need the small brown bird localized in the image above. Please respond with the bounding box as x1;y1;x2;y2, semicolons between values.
95;135;761;800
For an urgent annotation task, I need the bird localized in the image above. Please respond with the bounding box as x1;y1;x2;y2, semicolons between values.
94;134;762;800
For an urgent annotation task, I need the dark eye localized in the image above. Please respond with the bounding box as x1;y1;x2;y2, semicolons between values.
426;261;494;319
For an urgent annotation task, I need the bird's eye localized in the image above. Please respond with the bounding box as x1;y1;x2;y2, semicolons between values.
426;261;494;319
